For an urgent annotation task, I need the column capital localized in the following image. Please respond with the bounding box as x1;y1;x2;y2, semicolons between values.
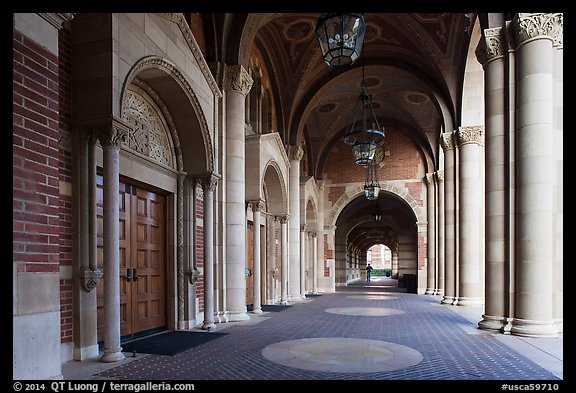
311;231;318;238
300;224;307;232
476;26;507;66
440;132;455;151
276;214;289;224
288;144;304;161
92;117;131;148
224;64;253;96
435;170;445;184
201;173;220;192
456;125;484;147
424;172;436;186
248;199;265;212
511;13;563;49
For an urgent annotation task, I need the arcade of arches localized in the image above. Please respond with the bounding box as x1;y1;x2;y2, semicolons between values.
12;12;563;379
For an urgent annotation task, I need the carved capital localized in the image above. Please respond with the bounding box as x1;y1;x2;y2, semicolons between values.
80;269;103;292
440;132;455;151
512;13;563;49
249;199;265;212
288;144;304;162
476;27;507;66
94;117;131;148
435;170;445;184
186;268;201;284
300;224;307;232
456;126;484;147
224;65;253;96
201;173;219;193
424;173;435;186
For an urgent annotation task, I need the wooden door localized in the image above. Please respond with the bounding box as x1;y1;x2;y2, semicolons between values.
97;177;166;340
246;221;254;305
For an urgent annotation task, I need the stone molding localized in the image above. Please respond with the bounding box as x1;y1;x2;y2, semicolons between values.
456;125;484;147
512;13;563;49
476;27;506;66
224;65;253;96
158;13;222;98
38;13;75;29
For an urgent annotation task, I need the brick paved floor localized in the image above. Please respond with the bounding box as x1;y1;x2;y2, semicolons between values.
86;278;563;383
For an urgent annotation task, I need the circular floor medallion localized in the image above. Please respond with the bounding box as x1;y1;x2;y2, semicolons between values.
262;337;423;373
325;307;405;317
346;295;398;300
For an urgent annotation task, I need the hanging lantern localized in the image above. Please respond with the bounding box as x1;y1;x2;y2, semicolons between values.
364;159;381;200
315;13;366;68
344;89;385;166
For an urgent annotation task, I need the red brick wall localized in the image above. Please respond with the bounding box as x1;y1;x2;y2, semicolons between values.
58;26;73;344
187;13;206;58
13;28;61;278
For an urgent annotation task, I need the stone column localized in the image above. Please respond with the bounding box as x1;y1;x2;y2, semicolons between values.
509;13;562;337
251;201;263;314
435;170;445;296
223;65;252;321
202;174;219;329
440;132;457;305
97;121;127;363
476;26;508;330
312;232;318;294
300;225;307;298
288;145;303;300
424;173;436;295
455;126;485;307
279;215;289;304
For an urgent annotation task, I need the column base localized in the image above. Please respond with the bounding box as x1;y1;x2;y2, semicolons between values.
101;349;125;363
478;314;506;331
440;296;455;305
424;288;435;295
227;311;250;322
434;289;444;296
455;296;484;307
510;318;558;338
251;307;263;314
202;321;217;330
554;318;563;333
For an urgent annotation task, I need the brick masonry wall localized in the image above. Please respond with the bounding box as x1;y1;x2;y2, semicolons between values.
13;29;61;277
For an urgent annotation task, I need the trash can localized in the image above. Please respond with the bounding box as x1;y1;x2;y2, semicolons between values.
403;274;417;294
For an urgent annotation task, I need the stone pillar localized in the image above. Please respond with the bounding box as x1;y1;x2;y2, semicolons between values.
312;232;318;294
424;173;436;295
202;174;219;329
223;65;252;321
509;13;562;337
476;26;508;331
455;126;485;307
435;170;445;296
97;122;128;363
300;225;307;298
251;201;263;314
288;145;303;300
440;132;457;305
279;215;289;304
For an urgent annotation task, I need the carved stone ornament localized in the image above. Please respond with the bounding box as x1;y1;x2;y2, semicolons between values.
187;268;201;284
94;117;131;148
80;269;103;292
440;132;455;151
512;13;563;49
201;174;219;192
456;126;484;147
475;27;506;66
435;170;445;184
424;173;435;186
224;65;253;97
288;145;304;162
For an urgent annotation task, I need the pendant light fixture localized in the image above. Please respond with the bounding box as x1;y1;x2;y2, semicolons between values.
343;42;385;166
364;145;383;200
315;13;366;68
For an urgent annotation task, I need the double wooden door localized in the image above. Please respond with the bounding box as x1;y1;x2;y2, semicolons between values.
97;176;167;340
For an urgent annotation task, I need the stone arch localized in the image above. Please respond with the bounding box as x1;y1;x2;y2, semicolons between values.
328;183;425;228
120;55;214;175
262;159;288;215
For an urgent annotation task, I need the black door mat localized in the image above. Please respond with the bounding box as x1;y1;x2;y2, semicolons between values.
305;293;322;298
247;304;292;312
121;331;228;356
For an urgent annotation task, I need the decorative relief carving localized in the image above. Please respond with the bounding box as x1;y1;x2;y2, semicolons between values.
201;174;219;193
476;27;506;66
94;118;130;148
288;145;304;161
456;126;484;147
80;269;103;292
512;13;563;48
435;170;445;184
224;65;253;96
122;89;175;169
440;132;455;151
424;173;435;186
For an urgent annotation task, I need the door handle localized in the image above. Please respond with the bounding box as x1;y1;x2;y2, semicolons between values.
126;268;132;282
133;268;139;281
